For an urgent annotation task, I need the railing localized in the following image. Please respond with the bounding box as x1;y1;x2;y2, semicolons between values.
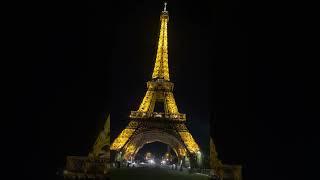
129;111;186;121
198;168;212;175
65;156;110;174
194;165;242;180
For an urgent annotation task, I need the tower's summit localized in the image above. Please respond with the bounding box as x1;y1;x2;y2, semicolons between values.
163;2;167;12
152;2;170;81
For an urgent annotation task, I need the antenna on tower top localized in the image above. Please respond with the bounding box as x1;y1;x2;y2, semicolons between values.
163;2;167;12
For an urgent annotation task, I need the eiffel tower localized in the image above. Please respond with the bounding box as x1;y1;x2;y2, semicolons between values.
110;3;201;166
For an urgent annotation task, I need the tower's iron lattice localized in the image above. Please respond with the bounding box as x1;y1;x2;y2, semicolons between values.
110;4;200;163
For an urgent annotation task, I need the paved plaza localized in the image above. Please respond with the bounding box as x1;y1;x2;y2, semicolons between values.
109;167;210;180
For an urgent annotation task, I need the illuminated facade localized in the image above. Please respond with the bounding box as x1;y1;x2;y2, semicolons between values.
209;138;243;180
110;3;200;165
91;114;111;158
64;115;111;178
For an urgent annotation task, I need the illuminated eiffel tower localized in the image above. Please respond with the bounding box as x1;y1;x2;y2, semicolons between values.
110;3;201;166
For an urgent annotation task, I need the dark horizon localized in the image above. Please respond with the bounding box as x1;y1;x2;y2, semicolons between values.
12;0;318;180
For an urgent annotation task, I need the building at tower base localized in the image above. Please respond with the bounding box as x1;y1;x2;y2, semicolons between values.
209;137;242;180
63;115;111;179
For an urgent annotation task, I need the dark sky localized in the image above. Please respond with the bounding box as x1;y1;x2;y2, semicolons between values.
12;0;318;180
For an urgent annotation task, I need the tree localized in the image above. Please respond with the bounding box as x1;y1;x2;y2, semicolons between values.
210;137;224;179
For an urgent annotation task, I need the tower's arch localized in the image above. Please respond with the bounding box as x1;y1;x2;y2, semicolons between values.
121;130;187;160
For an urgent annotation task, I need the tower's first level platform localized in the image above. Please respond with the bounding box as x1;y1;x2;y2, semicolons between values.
130;111;186;121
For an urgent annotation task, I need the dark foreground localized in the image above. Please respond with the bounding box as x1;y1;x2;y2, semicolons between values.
109;167;210;180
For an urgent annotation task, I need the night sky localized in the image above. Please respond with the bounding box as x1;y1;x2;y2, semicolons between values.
12;0;318;180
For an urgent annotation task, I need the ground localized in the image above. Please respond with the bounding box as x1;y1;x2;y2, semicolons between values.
109;167;210;180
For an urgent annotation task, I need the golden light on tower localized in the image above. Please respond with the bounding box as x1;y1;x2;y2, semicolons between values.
110;2;201;163
179;132;200;153
137;90;154;112
178;147;187;156
165;92;179;113
152;2;170;81
123;144;136;159
110;128;135;150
